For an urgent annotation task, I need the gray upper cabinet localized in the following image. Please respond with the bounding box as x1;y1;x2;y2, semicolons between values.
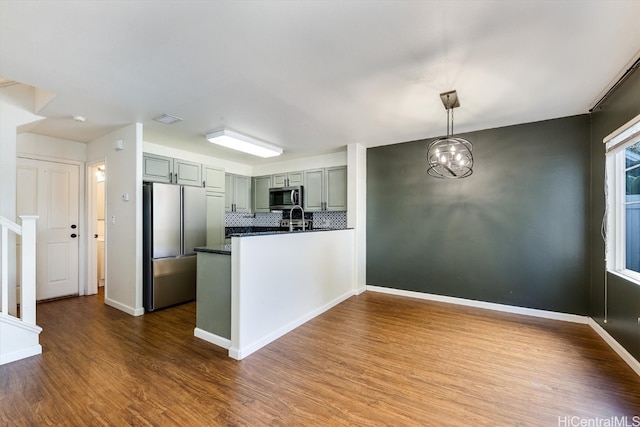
303;169;325;211
325;166;347;211
175;159;201;186
203;165;225;193
143;153;173;183
273;171;302;187
303;166;346;211
252;175;272;212
206;192;225;247
226;173;251;212
143;153;202;187
225;174;232;211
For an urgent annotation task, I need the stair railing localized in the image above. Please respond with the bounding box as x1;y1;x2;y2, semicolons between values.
1;215;38;325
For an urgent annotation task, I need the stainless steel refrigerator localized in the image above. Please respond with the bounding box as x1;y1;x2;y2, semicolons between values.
143;182;206;311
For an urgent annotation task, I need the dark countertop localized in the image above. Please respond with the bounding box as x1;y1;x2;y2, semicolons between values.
194;245;232;255
227;228;351;237
225;226;285;237
196;229;353;254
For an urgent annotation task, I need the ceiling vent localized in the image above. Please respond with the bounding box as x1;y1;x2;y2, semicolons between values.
153;114;183;125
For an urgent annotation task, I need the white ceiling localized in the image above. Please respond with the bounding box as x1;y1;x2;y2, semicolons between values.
1;1;639;165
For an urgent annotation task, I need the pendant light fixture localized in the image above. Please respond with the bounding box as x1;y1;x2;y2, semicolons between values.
427;90;473;178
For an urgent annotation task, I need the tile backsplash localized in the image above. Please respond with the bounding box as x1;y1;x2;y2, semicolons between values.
225;211;347;229
225;212;280;227
311;211;347;229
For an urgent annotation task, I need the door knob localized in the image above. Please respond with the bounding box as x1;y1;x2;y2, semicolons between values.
94;234;98;238
71;224;77;229
70;233;77;238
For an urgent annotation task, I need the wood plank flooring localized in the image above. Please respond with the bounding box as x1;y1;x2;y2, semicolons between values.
1;290;639;426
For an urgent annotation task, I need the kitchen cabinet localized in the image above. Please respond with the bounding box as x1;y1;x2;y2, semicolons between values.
143;153;202;186
143;153;173;183
206;192;225;246
273;171;302;187
174;159;201;186
200;166;225;246
252;175;272;212
196;250;231;340
203;165;225;193
225;173;251;212
303;166;347;211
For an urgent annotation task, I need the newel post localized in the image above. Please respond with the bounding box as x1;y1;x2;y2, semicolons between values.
19;215;38;325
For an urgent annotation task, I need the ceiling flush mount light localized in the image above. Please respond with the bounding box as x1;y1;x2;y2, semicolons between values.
153;114;183;125
206;129;283;158
427;90;473;179
72;114;86;122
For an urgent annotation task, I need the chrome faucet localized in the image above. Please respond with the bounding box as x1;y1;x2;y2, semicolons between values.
289;205;305;231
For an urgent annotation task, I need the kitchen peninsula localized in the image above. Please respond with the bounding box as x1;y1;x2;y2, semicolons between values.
194;228;355;360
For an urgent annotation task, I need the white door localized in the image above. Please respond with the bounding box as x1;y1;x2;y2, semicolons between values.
17;158;80;300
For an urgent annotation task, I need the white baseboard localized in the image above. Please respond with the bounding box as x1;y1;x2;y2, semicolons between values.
588;318;640;377
104;298;144;316
229;290;355;360
194;328;231;350
0;344;42;366
366;286;588;324
354;286;367;295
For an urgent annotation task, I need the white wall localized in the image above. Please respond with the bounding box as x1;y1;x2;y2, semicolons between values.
252;151;347;176
87;123;143;315
230;229;355;359
0;84;45;313
347;143;366;293
17;133;86;162
143;141;253;176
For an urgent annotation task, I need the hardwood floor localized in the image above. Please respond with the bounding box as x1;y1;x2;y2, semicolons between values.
1;290;639;426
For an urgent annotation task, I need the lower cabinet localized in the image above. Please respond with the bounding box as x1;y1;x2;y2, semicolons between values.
196;251;231;340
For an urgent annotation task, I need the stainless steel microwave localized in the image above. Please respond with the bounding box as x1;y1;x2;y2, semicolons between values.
269;186;303;210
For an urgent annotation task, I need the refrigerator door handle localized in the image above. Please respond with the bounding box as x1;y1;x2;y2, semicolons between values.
180;186;185;254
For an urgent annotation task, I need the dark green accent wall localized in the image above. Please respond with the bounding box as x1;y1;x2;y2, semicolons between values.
367;115;591;315
590;66;640;361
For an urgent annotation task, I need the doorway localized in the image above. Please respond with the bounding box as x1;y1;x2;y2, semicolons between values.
87;161;106;296
17;157;80;300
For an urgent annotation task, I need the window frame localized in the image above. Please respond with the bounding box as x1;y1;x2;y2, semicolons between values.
605;113;640;285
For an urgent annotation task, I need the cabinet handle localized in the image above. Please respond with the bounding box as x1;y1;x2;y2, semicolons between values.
169;172;173;183
202;180;206;188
